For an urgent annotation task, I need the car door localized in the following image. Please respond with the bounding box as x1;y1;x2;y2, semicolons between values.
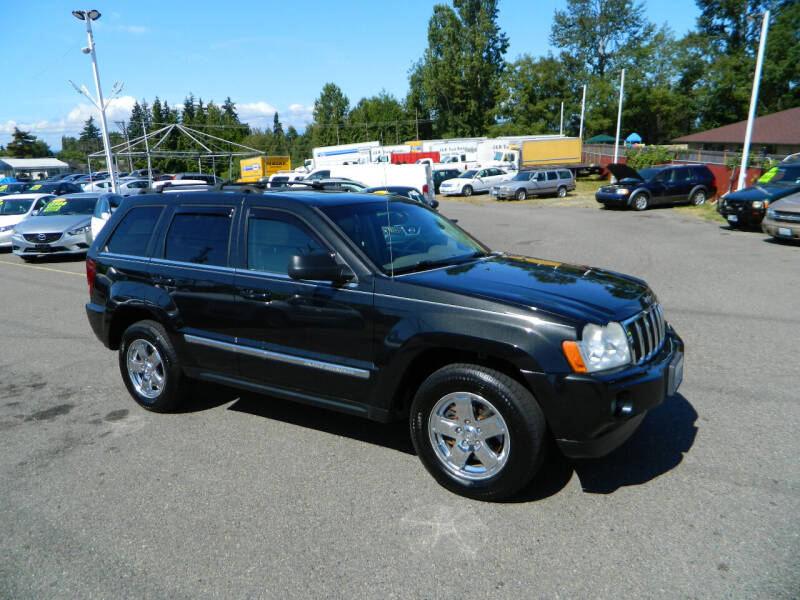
148;203;240;376
232;202;374;403
531;171;547;195
474;169;491;192
544;170;559;194
669;167;695;203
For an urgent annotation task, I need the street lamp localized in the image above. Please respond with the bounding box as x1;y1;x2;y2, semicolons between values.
70;9;119;194
737;10;770;191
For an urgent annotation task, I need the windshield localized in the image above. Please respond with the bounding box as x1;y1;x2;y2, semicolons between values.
0;183;30;194
321;199;489;275
511;171;533;181
637;168;661;182
458;170;477;179
38;196;97;216
757;166;800;187
0;197;34;215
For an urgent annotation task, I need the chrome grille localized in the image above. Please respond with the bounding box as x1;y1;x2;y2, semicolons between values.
774;211;800;223
624;304;666;364
23;233;62;243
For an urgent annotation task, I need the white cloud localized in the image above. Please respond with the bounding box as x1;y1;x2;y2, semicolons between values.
237;101;313;132
117;25;148;34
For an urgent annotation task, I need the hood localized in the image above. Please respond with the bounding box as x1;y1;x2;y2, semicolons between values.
605;163;643;182
0;214;28;228
724;182;800;202
402;254;653;324
770;193;800;212
14;214;91;233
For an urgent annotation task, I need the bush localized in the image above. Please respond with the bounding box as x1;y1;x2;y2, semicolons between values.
625;146;675;169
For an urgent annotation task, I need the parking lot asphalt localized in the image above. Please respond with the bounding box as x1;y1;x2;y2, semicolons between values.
1;200;798;599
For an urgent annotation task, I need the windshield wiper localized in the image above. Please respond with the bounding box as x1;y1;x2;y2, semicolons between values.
392;251;488;275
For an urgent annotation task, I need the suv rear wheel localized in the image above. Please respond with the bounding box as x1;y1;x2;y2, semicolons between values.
409;363;546;500
119;320;189;412
557;186;567;198
690;189;707;206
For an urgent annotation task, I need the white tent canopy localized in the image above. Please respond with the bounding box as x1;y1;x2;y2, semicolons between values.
0;157;70;178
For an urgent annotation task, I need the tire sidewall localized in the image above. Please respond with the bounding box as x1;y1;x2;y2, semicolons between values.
410;365;545;500
691;188;707;205
631;193;648;211
557;186;567;198
119;321;184;412
462;185;473;197
516;188;526;201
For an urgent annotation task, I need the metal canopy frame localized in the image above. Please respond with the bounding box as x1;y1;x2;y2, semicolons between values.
88;123;264;177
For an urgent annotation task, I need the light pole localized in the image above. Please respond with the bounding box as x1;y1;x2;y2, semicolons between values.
70;9;119;194
613;69;625;166
737;10;770;191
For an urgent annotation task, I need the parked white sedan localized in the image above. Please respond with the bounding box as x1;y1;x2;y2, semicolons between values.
0;193;55;247
438;168;510;197
82;178;150;196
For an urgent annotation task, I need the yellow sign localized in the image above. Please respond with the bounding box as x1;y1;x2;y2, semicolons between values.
42;198;67;213
757;167;778;183
0;185;7;191
29;184;42;190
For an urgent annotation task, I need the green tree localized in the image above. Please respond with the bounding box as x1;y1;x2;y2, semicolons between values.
311;83;350;147
409;0;509;137
5;128;52;158
347;92;412;144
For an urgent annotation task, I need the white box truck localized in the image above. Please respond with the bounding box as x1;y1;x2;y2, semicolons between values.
324;163;435;204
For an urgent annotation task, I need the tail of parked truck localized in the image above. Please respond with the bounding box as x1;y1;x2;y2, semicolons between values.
478;137;583;172
323;163;435;204
238;156;291;182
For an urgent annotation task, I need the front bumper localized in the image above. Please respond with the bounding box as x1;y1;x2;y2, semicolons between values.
762;216;800;240
718;202;765;226
595;192;631;206
523;327;684;459
0;229;12;247
11;231;90;257
491;188;517;199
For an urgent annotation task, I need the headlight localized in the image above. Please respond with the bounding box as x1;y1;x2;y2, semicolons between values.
0;225;13;232
67;225;90;236
615;188;629;195
562;322;631;373
751;200;764;209
766;208;776;218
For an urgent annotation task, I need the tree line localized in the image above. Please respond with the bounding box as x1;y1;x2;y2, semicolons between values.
3;0;797;173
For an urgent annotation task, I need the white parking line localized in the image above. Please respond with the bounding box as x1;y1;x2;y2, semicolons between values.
0;259;84;277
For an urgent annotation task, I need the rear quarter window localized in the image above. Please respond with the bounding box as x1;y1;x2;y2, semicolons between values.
105;205;164;256
558;170;572;179
546;171;558;181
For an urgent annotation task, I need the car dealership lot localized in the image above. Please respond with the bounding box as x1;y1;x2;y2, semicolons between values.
1;201;798;598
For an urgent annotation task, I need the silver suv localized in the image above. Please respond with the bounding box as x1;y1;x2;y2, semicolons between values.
491;168;576;201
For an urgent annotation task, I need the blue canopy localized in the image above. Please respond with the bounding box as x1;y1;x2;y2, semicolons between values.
0;177;18;184
625;132;642;143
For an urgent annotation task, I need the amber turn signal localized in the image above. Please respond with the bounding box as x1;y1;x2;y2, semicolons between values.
562;340;587;373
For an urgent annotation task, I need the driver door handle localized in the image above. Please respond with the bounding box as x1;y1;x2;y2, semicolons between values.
240;289;271;302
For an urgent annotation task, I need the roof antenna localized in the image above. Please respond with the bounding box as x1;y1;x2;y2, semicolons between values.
385;192;394;278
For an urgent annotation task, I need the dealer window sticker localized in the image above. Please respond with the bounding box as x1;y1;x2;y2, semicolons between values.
0;185;7;191
757;167;778;183
29;184;42;190
42;198;67;213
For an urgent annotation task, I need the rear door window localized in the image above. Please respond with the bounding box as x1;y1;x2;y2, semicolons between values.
546;171;558;181
164;207;233;266
105;205;164;256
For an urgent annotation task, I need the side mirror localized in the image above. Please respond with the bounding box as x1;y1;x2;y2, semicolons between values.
101;211;111;220
288;252;354;283
430;199;440;209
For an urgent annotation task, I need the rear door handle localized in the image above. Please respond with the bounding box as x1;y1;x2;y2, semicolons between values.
240;289;271;301
153;276;175;286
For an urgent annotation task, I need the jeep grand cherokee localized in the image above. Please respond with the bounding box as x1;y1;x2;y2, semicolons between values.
85;191;684;500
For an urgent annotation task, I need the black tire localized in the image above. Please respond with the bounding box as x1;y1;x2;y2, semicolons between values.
409;363;547;501
462;185;473;197
515;188;526;201
631;192;649;211
118;319;189;412
690;188;707;206
557;186;567;198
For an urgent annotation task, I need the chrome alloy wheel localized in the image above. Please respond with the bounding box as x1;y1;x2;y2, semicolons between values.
428;392;510;481
126;339;166;399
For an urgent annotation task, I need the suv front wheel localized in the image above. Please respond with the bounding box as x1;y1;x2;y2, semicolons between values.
631;192;649;211
409;363;546;500
119;320;189;412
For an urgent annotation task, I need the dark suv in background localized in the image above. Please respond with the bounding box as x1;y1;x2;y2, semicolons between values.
85;191;683;500
717;163;800;228
596;164;716;211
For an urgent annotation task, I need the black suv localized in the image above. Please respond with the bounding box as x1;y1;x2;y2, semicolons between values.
596;163;716;210
85;191;684;500
717;163;800;228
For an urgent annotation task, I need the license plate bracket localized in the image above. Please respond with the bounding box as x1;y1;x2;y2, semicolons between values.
667;352;684;396
778;227;792;237
727;215;738;222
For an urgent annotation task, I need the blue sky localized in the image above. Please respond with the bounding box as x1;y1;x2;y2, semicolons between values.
0;0;701;151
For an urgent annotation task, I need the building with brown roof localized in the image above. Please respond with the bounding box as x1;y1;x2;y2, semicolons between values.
673;106;800;156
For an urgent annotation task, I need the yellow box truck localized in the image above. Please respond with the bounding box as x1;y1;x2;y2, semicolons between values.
238;156;291;183
520;138;582;168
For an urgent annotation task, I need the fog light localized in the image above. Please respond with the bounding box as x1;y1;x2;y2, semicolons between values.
613;394;634;418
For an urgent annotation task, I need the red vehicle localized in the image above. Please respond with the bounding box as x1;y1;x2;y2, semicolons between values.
390;151;440;165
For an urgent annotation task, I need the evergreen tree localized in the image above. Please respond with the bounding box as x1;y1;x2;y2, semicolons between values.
312;83;350;147
6;128;52;158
